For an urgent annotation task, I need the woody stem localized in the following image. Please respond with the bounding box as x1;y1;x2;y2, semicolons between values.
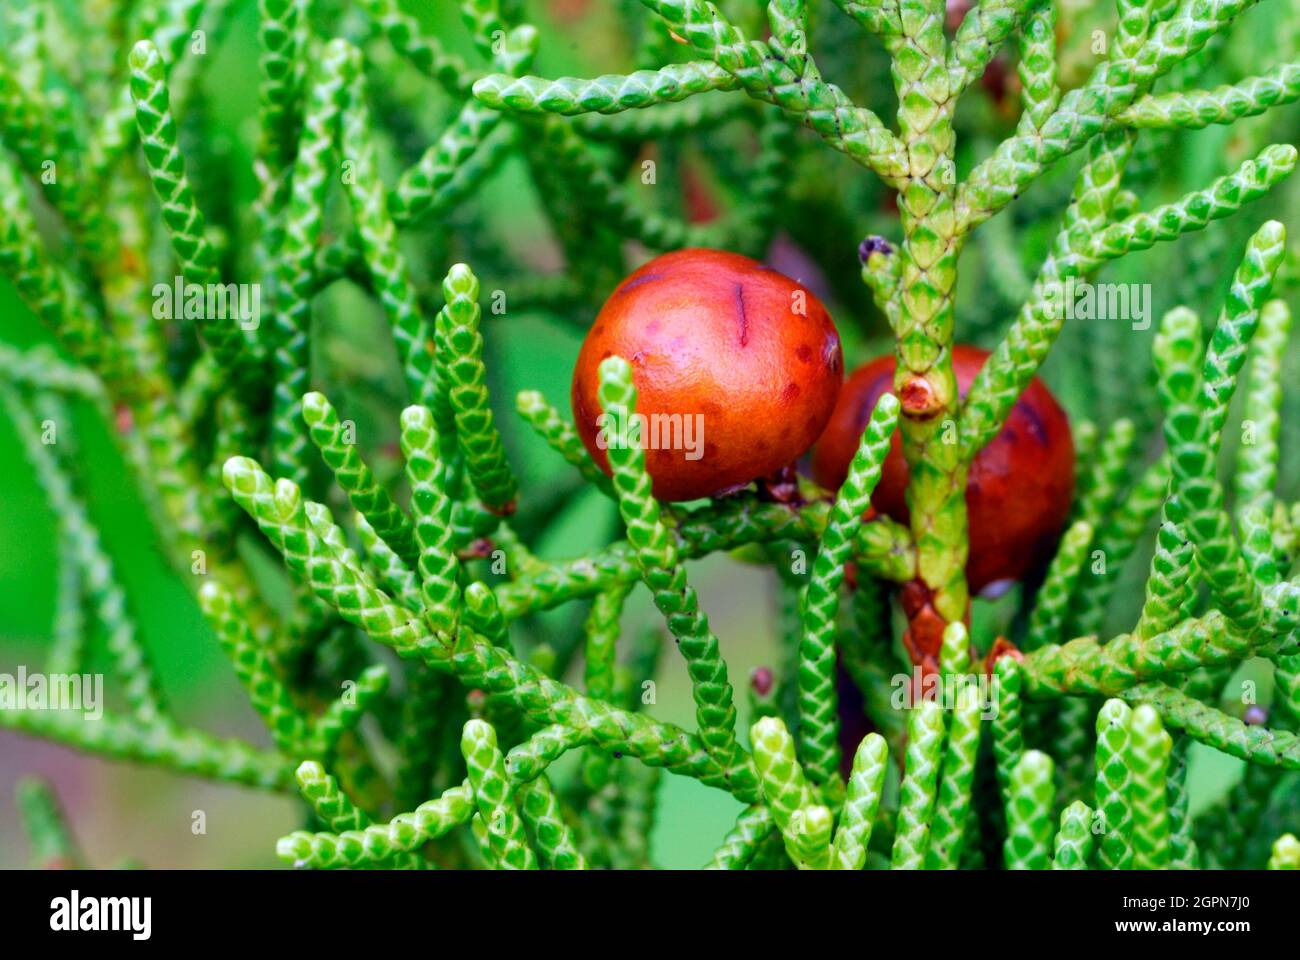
890;2;969;663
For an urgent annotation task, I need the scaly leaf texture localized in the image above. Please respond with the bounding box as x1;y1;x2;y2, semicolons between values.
302;391;418;566
309;662;390;757
0;167;103;370
891;699;945;870
926;679;984;869
1051;800;1095;870
340;63;440;413
473;60;740;116
1016;3;1058;136
1154;231;1282;630
582;586;628;790
832;733;889;870
1094;699;1134;870
225;452;761;797
356;0;473;93
1235;299;1291;518
597;355;743;771
0;706;292;791
705;805;775;870
962;143;1295;459
293;761;422;869
750;716;830;870
1127;682;1300;769
515;389;616;497
1024;520;1094;651
278;782;476;867
3;386;166;723
515;774;588;869
1118;62;1300;129
462;720;538;870
436;264;518;512
797;392;899;788
992;655;1024;802
198;581;306;755
956;0;1267;231
1020;608;1296;698
11;0;1300;875
1166;738;1200;869
399;406;463;633
129;39;252;376
1128;705;1172;869
270;39;355;485
1004;750;1055;870
634;0;907;181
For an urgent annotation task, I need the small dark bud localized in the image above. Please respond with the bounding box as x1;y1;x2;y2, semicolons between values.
858;235;893;263
751;666;775;696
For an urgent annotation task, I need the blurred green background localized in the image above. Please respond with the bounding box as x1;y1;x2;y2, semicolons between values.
2;0;1297;867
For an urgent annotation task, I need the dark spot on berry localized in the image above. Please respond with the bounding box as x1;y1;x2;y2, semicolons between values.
782;382;801;403
1015;398;1049;447
620;272;661;294
734;283;749;347
796;344;813;363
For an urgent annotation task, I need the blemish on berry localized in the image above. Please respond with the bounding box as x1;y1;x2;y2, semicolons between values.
734;282;749;347
620;272;661;294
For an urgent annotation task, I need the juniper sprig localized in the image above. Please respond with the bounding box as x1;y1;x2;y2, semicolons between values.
4;0;1300;871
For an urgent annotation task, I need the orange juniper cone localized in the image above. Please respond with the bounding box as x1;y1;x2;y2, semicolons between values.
572;248;844;502
813;345;1073;669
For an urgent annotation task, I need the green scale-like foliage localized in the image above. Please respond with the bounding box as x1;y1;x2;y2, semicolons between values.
4;0;1300;872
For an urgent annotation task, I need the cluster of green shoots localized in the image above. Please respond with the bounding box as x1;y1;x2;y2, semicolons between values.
3;0;1300;869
